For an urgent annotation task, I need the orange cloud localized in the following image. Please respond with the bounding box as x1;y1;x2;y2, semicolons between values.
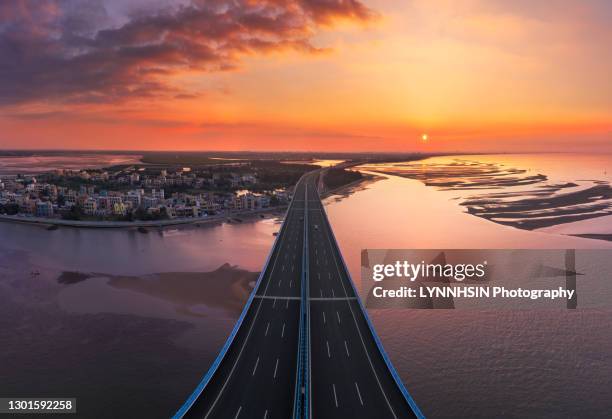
0;0;376;105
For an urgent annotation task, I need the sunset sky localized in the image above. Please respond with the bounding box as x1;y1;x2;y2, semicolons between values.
0;0;610;152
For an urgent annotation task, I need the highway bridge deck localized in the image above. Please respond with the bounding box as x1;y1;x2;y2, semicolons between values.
177;180;306;419
175;172;422;419
305;174;419;419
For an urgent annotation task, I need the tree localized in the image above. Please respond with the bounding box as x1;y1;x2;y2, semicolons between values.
1;203;20;215
62;204;83;220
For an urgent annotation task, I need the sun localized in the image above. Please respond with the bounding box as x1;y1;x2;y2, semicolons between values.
421;134;429;142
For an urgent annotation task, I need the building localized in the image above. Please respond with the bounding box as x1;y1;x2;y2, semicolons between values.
130;173;140;184
18;197;35;215
108;195;123;206
64;192;77;206
274;189;290;203
230;173;242;187
83;198;97;215
254;194;270;208
96;196;110;210
200;199;221;213
112;202;127;216
143;196;159;209
151;189;165;200
243;193;257;210
125;191;142;208
35;201;54;217
242;174;257;184
174;205;198;217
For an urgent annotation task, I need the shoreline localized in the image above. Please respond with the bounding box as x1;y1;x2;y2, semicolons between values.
361;159;612;235
0;163;376;229
320;172;382;198
0;205;286;229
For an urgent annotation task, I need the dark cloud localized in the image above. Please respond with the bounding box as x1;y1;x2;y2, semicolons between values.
0;0;375;105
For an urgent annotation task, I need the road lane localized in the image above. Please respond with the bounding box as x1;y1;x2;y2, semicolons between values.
179;179;307;418
306;174;419;419
177;170;422;419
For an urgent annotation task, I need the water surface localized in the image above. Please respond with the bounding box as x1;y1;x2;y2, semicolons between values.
0;218;280;418
324;153;612;418
0;153;141;175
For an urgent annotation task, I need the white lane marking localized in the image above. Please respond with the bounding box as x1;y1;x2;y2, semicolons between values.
289;280;293;288
282;265;285;272
274;358;279;379
235;406;242;419
320;288;323;297
331;289;335;298
318;273;321;279
336;311;341;324
252;356;260;376
257;295;307;301
344;340;350;357
263;410;269;419
332;384;339;408
322;218;399;419
322;311;326;324
281;323;286;338
326;340;331;358
202;204;294;418
278;280;282;287
272;298;277;308
285;299;289;309
265;322;270;336
355;382;364;406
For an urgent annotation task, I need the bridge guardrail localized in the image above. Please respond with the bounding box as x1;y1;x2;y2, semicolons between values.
293;183;310;418
304;184;312;419
315;176;425;419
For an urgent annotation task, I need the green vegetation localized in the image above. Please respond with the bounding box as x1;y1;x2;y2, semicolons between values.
59;204;170;222
140;153;238;166
61;204;84;220
43;175;132;192
249;161;317;192
0;203;20;215
132;207;170;221
323;168;363;190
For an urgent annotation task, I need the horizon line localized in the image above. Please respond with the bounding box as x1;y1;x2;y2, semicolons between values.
0;148;591;156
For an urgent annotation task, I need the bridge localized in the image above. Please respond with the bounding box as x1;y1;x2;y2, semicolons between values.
174;172;423;419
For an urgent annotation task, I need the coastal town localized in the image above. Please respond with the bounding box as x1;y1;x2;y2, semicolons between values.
0;163;299;223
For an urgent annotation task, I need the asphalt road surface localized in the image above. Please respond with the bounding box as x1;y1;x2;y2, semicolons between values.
181;178;307;419
305;173;418;419
178;171;419;418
